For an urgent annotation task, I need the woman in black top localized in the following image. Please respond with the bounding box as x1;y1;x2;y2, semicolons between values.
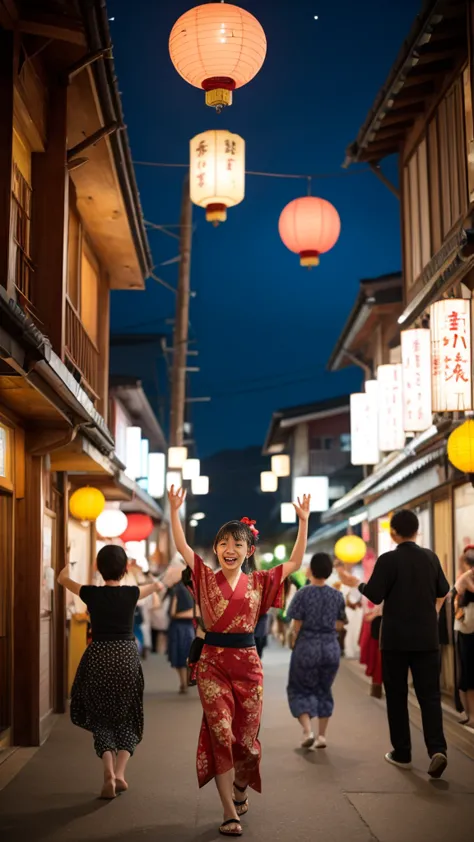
167;579;195;693
58;545;162;799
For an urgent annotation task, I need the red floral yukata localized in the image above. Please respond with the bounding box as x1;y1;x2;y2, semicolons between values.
190;553;285;792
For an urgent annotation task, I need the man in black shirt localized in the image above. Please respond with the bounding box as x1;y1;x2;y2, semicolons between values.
345;509;450;778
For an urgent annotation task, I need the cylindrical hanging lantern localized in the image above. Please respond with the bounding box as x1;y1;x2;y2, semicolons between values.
168;446;188;469
182;458;200;480
69;487;105;522
260;471;278;492
334;534;367;564
192;475;209;495
190;130;245;224
169;3;267;111
401;329;432;433
278;196;341;268
120;513;154;543
430;299;472;412
447;420;474;473
96;509;128;539
272;454;291;477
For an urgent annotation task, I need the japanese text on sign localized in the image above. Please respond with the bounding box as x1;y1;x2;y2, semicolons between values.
430;299;472;412
401;329;432;432
377;364;405;452
350;390;379;466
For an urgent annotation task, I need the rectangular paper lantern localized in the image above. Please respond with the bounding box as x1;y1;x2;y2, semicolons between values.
261;471;278;492
350;389;379;466
168;446;188;469
148;453;166;498
430;299;472;412
401;329;432;432
377;364;405;452
292;476;329;512
281;503;296;524
166;470;182;491
125;426;142;480
272;454;291;477
182;458;200;481
192;475;209;495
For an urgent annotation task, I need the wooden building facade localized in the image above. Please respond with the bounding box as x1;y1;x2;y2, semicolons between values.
0;0;152;747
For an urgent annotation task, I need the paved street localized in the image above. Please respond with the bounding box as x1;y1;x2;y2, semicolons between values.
1;645;473;842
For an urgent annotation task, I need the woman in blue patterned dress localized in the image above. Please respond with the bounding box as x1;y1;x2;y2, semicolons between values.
287;553;347;749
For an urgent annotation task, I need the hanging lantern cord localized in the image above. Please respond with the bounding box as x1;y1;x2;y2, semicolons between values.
307;177;312;197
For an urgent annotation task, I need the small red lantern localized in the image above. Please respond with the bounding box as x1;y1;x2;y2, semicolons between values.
120;513;154;543
278;196;341;268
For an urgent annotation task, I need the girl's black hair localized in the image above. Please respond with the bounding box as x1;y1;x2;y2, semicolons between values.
213;520;258;574
97;545;128;581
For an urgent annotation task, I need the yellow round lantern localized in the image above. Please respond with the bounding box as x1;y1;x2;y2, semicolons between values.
447;420;474;473
334;535;367;564
69;487;105;522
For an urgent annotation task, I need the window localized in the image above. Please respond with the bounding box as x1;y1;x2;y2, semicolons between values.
310;436;322;450
340;434;351;452
402;76;468;290
66;198;100;346
323;437;333;450
10;128;33;304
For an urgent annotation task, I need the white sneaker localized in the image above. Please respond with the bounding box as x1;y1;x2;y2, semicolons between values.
384;751;412;769
314;736;327;749
301;732;315;749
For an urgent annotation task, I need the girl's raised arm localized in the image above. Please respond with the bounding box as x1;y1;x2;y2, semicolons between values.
168;486;195;569
282;495;311;581
57;564;82;596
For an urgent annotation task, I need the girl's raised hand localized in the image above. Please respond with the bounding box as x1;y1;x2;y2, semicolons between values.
168;485;186;510
293;494;311;522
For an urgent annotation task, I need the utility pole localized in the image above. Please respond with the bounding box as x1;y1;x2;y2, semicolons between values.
169;173;192;447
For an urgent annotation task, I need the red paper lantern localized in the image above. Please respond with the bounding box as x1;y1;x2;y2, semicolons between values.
278;196;341;268
120;514;154;543
169;3;267;111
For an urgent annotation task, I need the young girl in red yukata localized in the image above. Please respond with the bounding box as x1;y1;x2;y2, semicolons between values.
168;485;311;837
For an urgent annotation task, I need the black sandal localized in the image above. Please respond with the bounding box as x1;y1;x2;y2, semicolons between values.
219;818;242;836
233;782;249;817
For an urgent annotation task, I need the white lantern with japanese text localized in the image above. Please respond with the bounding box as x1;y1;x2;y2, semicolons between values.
190;130;245;224
430;299;472;412
377;364;405;452
401;329;432;432
350;384;379;466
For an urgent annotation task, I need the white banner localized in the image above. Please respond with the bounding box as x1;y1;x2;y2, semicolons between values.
430;299;472;412
350;391;379;465
377;364;405;452
401;329;432;432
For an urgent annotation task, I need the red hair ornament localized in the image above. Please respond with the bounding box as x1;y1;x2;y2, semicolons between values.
240;517;259;538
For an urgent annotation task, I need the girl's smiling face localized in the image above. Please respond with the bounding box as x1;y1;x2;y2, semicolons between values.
214;527;255;575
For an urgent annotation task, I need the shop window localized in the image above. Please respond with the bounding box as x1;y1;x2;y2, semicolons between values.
340;434;351;452
323;437;333;450
66;199;100;346
10;128;33;305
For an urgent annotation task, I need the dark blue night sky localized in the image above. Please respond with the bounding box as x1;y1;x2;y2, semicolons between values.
108;0;419;457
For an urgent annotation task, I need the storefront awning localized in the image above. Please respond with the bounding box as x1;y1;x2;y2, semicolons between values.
50;435;116;475
366;448;447;522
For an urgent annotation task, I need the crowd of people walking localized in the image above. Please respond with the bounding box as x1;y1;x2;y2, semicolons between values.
57;500;474;836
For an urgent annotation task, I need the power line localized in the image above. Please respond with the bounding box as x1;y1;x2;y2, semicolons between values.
133;160;371;182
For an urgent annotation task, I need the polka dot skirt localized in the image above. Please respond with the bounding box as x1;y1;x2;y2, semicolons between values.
71;641;144;758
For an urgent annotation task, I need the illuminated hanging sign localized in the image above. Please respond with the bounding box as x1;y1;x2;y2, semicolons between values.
350;389;379;466
377;364;405;452
430;299;472;412
401;329;432;432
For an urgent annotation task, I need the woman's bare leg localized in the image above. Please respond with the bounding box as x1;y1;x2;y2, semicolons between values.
215;769;240;831
178;667;188;692
100;751;116;799
115;751;131;792
318;716;329;737
298;712;312;736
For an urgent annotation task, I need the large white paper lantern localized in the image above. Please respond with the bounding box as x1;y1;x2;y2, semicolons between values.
377;364;405;452
261;471;278;492
350;387;379;466
430;299;472;412
96;509;128;539
190;130;245;224
182;458;200;481
272;454;291;477
401;329;432;432
192;475;209;495
168;446;188;469
281;503;296;524
292;476;328;512
148;453;166;498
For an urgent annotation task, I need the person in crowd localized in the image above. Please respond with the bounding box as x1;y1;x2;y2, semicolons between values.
286;553;347;750
58;545;162;799
339;509;450;779
359;598;383;698
453;547;474;726
168;485;310;838
167;578;196;693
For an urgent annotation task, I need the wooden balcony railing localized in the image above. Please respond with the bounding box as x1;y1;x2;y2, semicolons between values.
65;298;100;400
